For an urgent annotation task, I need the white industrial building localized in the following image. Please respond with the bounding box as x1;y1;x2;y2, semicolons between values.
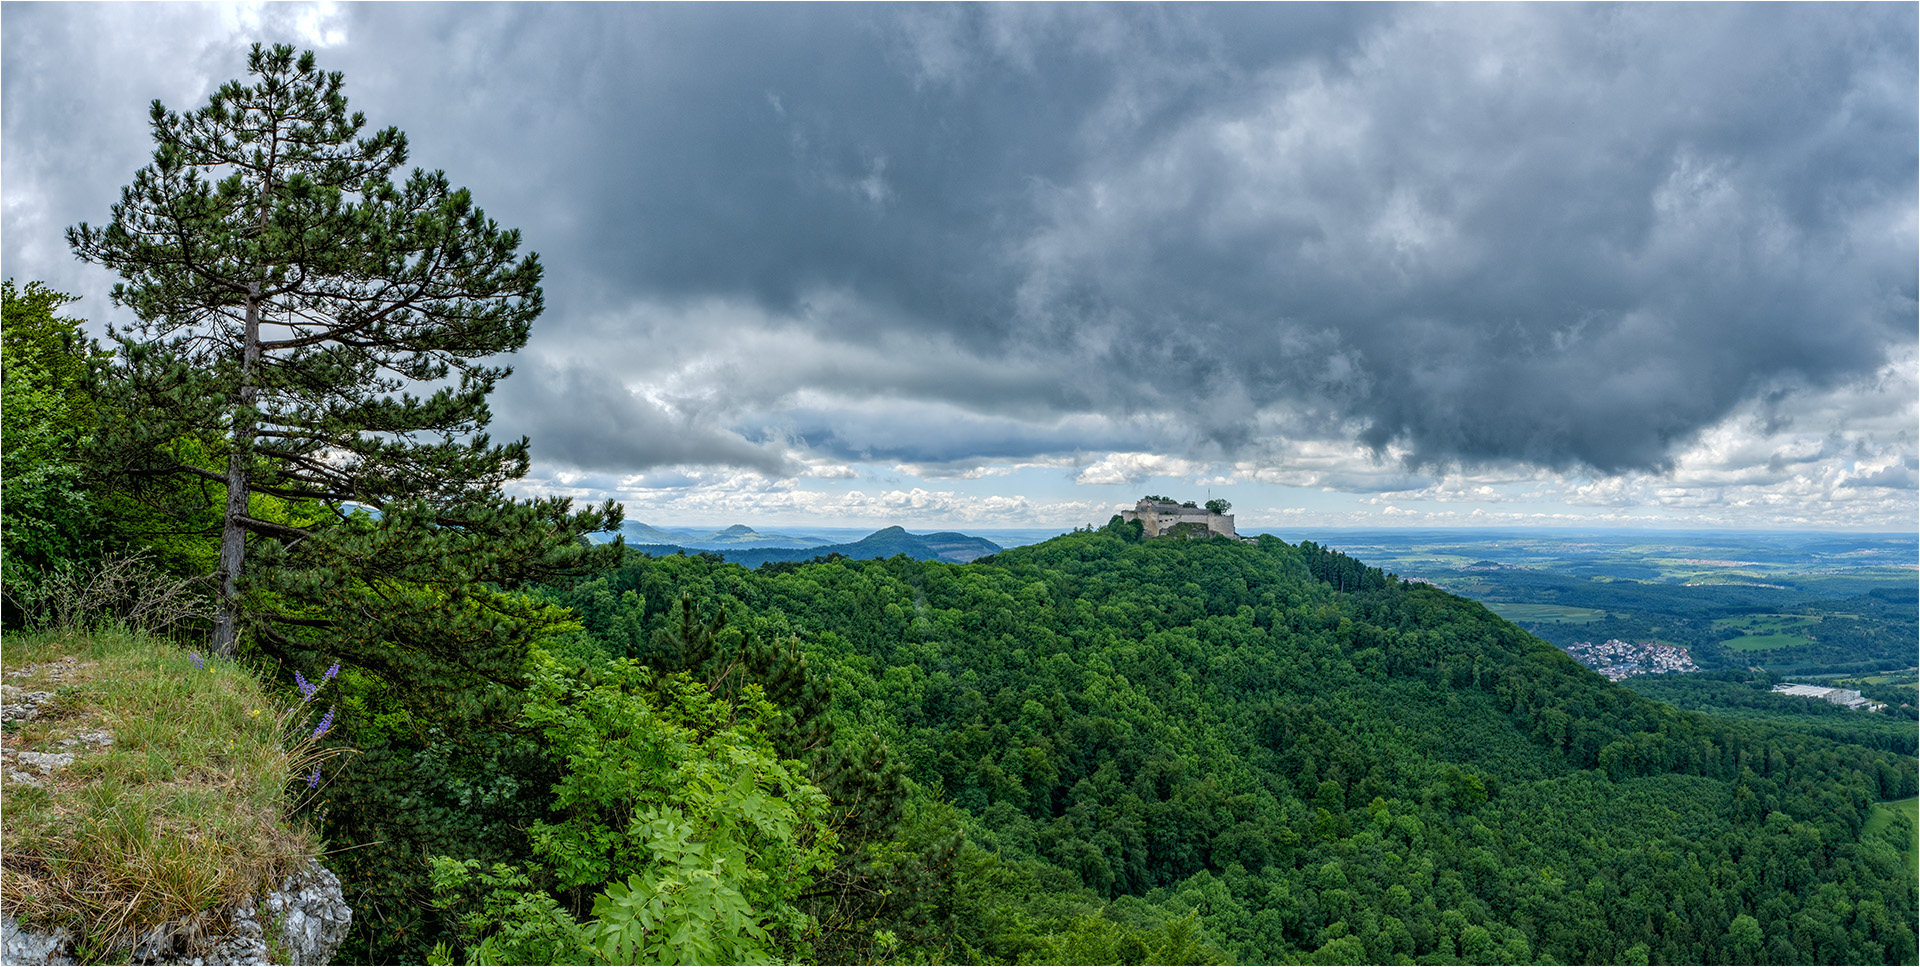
1772;683;1885;712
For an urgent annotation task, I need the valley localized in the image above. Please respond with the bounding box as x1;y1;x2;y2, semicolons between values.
1291;528;1917;678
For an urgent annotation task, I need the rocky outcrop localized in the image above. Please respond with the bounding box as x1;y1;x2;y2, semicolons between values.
0;921;70;967
3;656;351;964
1;657;83;728
3;663;109;788
1;859;351;965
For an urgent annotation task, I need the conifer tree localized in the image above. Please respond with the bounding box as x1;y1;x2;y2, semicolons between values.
69;44;617;661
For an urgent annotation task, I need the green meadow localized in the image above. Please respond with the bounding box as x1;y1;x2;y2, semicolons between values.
1711;613;1821;632
1722;633;1812;652
1483;602;1610;624
1864;797;1919;879
1713;614;1820;651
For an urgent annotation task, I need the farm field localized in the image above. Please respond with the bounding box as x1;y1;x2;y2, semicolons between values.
1281;529;1917;675
1483;603;1609;624
1715;614;1820;651
1722;633;1811;652
1839;672;1919;688
1712;614;1822;632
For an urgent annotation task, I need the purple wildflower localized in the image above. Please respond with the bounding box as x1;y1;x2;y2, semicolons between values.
296;671;317;702
324;663;340;681
311;705;336;740
189;652;204;671
308;766;322;789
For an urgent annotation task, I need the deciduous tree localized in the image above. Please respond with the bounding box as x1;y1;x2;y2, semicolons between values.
1;282;105;580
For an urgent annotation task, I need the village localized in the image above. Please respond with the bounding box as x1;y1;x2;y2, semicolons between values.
1560;638;1700;681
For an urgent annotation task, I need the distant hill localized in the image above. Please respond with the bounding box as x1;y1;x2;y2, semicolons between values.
685;524;830;549
916;530;1006;563
590;521;831;550
812;525;1000;564
592;520;684;546
619;525;1003;568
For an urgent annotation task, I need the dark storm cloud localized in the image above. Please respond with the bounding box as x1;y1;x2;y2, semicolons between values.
498;358;789;475
751;403;1139;466
4;3;1911;476
992;3;1916;472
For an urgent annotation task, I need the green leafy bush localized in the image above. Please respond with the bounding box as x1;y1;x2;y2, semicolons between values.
1;280;111;599
430;648;836;965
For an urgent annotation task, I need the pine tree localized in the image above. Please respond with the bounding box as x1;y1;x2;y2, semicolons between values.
68;44;617;662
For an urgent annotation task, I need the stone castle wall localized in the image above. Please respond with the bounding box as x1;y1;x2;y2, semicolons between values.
1120;501;1237;539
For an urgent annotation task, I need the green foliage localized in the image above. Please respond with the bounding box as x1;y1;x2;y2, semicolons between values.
429;859;592;966
1104;515;1146;543
1160;521;1221;540
255;503;616;703
546;585;956;962
428;648;837;965
522;649;836;906
1;280;112;591
316;671;557;962
559;533;1917;965
1;280;99;390
303;585;600;962
1204;499;1231;515
587;815;776;965
1027;910;1226;965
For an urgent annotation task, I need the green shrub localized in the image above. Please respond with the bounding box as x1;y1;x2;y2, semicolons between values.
430;647;836;965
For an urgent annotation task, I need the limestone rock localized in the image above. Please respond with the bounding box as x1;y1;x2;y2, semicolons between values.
56;730;113;750
261;862;352;964
0;685;55;724
0;860;351;965
11;752;74;775
0;918;75;966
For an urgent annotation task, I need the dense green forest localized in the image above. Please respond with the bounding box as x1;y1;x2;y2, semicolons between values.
6;44;1916;967
299;524;1917;964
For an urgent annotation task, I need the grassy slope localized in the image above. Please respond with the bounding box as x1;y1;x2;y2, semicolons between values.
1864;796;1919;880
0;627;321;955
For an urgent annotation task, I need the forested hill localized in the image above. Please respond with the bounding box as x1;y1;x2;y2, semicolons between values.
501;526;1918;965
618;524;1004;567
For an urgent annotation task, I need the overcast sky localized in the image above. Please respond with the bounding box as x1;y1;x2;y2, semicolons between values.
5;3;1915;531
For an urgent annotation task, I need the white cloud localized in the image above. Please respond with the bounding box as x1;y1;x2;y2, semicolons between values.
1075;452;1207;486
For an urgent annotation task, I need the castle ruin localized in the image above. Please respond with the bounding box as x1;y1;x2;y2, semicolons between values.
1119;497;1238;539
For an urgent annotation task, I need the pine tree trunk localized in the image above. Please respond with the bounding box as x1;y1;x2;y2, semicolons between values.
212;118;278;658
212;285;263;657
